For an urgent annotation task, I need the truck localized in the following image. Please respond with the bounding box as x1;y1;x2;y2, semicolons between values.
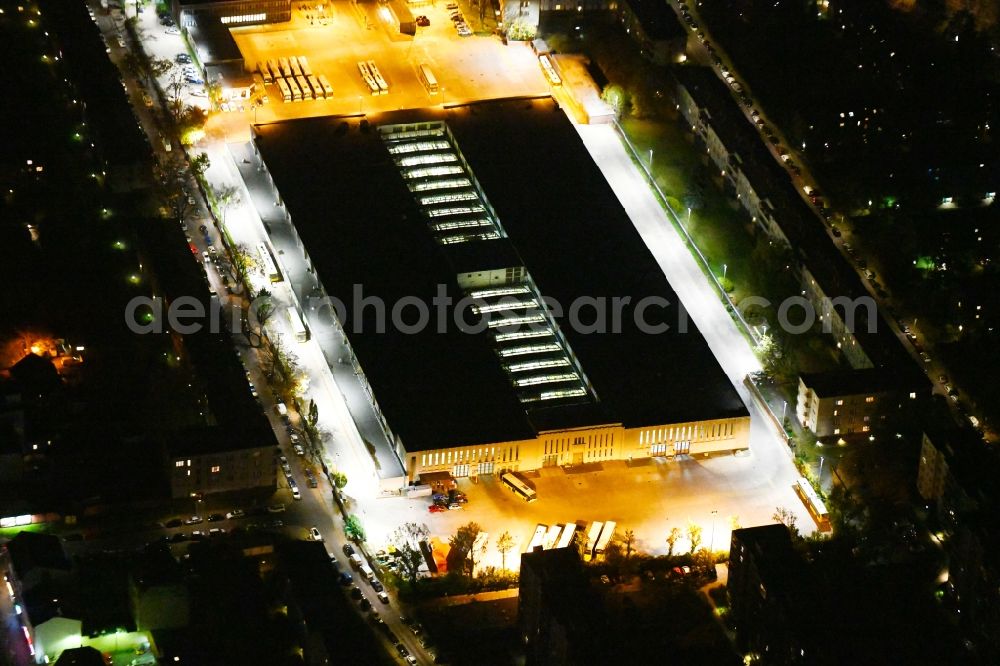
593;521;616;560
582;521;603;562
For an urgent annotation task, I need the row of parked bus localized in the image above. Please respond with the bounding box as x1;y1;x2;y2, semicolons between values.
258;56;334;103
358;60;389;95
523;520;617;561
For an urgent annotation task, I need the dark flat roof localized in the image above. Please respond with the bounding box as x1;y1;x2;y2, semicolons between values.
187;15;243;64
799;368;921;398
253;99;746;452
625;0;686;41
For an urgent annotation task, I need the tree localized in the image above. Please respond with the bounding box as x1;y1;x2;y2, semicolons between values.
496;531;514;571
190;152;210;177
449;522;483;577
390;522;430;584
729;515;742;531
666;527;682;557
620;529;636;560
229;244;258;292
148;57;175;84
601;84;628;118
772;506;800;538
166;72;186;119
308;399;319;427
344;514;365;542
686;520;703;554
216;184;241;226
331;471;348;490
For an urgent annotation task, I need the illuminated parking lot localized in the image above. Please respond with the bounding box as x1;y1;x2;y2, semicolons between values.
230;1;549;121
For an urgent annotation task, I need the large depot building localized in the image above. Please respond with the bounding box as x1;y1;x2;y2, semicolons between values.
250;99;749;488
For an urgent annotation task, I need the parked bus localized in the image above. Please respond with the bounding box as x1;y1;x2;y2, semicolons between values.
526;524;547;553
288;76;303;102
367;60;389;94
297;55;312;77
258;61;273;84
257;242;282;282
267;59;280;82
278;57;292;79
582;521;604;562
593;521;616;559
542;524;562;550
539;54;561;86
357;61;380;95
501;473;537;502
295;75;313;100
556;523;577;550
276;77;292;103
286;306;309;343
794;477;831;532
317;74;334;98
418;63;438;95
307;74;323;99
289;55;302;78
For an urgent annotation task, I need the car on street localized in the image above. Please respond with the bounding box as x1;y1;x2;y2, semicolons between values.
225;509;244;520
370;579;384;593
396;644;410;657
429;504;446;513
165;518;182;528
358;597;372;612
920;352;932;363
207;513;224;522
831;225;842;238
350;585;363;599
184;516;203;525
293;444;305;456
309;526;323;542
377;590;390;604
448;502;463;510
291;486;302;500
209;528;225;536
339;571;353;585
170;532;188;543
191;530;206;540
416;15;430;26
405;656;417;665
343;543;355;556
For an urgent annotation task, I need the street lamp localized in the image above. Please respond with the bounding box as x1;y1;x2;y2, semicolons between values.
709;510;719;552
648;148;653;169
723;263;728;279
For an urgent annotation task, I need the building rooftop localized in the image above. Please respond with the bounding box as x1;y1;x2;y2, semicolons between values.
186;14;244;65
252;99;746;452
730;524;801;595
7;531;71;579
625;0;686;41
799;367;922;398
671;66;924;379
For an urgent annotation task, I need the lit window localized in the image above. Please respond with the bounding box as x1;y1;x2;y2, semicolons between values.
175;460;184;467
862;426;870;432
835;399;844;406
909;392;917;399
211;466;221;473
865;396;875;403
833;428;840;435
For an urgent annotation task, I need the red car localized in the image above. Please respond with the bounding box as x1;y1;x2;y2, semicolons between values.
428;504;447;513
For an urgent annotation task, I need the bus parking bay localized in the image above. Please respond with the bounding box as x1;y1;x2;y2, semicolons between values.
358;456;814;574
229;0;548;123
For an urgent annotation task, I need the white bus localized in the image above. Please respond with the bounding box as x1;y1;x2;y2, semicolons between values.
278;56;292;79
367;60;389;94
307;74;323;99
357;61;380;95
276;77;292;103
288;76;303;102
317;74;334;98
257;242;282;283
297;55;312;77
795;477;831;532
267;59;280;82
286;306;309;343
582;521;604;562
289;56;302;78
526;524;547;553
593;520;616;559
295;75;313;100
418;63;438;95
539;54;561;86
542;524;562;550
556;523;577;550
501;473;537;502
258;61;273;84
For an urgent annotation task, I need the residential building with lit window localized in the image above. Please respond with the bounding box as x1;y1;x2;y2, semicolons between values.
168;425;276;499
796;369;921;439
248;99;749;490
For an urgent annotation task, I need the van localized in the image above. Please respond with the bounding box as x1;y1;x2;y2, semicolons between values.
349;553;363;569
275;402;288;420
360;562;376;582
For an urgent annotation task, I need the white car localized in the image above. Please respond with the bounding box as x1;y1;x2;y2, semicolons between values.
225;509;244;520
309;527;323;542
291;486;302;500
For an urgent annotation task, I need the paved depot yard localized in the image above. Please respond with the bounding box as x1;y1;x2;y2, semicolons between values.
230;0;549;122
362;453;814;574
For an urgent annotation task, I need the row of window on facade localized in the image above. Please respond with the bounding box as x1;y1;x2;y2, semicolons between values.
638;421;734;446
543;432;615;455
420;444;519;468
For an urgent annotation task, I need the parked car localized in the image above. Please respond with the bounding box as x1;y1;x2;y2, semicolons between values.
225;509;244;520
359;598;372;612
184;516;203;525
429;504;447;513
309;526;323;542
267;503;286;513
291;486;302;500
339;571;353;585
416;15;430;26
350;586;363;600
377;591;390;604
343;543;355;557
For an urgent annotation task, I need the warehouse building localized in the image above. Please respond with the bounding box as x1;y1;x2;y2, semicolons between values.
249;99;749;488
